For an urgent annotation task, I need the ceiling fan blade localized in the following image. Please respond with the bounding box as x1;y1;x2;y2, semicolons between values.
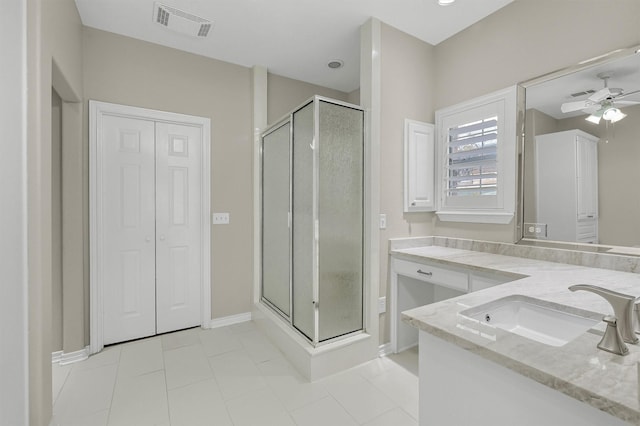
583;105;601;114
588;87;613;102
561;100;591;113
615;100;640;105
617;89;640;100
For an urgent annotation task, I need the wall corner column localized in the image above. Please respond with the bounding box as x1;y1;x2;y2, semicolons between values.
252;65;268;305
360;18;382;352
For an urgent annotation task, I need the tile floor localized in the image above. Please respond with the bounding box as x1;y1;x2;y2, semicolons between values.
50;321;418;426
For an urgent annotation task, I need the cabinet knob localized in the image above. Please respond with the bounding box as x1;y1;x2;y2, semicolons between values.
159;235;166;241
145;237;151;243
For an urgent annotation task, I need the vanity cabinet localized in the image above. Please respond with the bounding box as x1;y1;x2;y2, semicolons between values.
404;119;435;212
390;256;513;353
535;130;598;243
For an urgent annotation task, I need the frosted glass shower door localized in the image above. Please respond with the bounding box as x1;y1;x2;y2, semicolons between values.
317;100;363;341
261;121;291;316
292;102;316;340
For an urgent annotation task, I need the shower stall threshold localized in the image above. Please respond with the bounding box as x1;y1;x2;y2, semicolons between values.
252;302;376;381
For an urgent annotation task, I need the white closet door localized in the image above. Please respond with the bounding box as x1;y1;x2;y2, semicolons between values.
102;115;157;345
155;122;202;333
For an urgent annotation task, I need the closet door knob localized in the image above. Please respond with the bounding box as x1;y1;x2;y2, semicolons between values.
159;235;166;241
145;237;151;243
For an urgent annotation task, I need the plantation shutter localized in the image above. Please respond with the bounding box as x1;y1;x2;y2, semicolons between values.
446;116;498;198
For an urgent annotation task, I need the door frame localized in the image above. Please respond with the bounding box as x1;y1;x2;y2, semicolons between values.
89;100;211;354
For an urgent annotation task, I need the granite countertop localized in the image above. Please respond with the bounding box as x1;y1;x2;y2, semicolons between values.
395;245;640;425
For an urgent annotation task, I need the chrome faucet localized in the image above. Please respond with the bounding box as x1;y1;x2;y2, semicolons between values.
569;284;639;344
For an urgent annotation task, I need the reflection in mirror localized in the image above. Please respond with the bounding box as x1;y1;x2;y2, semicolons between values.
522;47;640;252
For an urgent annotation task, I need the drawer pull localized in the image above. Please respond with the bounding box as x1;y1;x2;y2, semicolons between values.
417;269;433;277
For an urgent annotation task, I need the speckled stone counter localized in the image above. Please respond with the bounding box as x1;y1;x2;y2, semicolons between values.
393;238;640;424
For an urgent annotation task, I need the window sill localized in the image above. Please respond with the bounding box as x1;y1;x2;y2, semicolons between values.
436;210;514;224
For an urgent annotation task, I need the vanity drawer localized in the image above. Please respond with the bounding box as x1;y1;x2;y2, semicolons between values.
394;258;468;292
576;220;597;243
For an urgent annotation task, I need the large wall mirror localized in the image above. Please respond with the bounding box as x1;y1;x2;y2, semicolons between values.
520;45;640;254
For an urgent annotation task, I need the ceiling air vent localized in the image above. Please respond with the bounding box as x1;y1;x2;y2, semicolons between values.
570;89;596;98
153;2;212;38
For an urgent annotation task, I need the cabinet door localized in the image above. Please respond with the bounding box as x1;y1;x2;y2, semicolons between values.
404;119;435;212
576;136;598;220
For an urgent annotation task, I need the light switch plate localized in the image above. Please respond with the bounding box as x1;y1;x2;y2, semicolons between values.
379;214;387;230
212;212;230;224
378;297;386;314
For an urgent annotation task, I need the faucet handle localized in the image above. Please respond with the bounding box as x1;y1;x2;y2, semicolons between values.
598;315;629;356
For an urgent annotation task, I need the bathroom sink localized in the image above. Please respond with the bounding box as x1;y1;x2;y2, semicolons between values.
457;295;602;347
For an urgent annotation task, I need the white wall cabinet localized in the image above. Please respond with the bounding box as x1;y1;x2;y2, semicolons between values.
404;119;435;212
535;129;598;243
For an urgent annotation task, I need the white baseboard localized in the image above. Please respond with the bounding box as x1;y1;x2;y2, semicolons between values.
378;342;393;357
52;346;90;365
206;312;252;329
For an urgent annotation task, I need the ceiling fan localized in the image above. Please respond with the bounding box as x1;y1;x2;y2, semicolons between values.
560;73;640;123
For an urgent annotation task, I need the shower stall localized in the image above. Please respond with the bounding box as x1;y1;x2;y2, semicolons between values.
260;96;365;348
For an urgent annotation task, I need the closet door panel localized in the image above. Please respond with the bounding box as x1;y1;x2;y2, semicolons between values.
155;122;202;333
102;115;156;345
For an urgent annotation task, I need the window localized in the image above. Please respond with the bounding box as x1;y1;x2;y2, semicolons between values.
447;116;498;197
435;86;518;224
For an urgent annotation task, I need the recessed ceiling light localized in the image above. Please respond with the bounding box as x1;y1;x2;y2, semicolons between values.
328;60;344;69
438;0;456;5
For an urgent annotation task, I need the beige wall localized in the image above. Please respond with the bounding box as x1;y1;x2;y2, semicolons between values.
27;0;84;423
378;23;436;341
348;88;360;105
429;0;640;244
2;0;28;423
83;27;255;323
267;73;349;125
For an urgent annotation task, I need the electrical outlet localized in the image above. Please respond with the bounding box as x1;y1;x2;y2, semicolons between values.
212;212;230;224
523;222;547;238
378;297;386;314
379;214;387;230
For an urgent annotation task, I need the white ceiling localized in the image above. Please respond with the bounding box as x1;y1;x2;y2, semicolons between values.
74;0;513;92
526;52;640;120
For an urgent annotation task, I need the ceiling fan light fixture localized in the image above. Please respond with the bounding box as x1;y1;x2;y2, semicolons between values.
438;0;456;6
602;107;626;123
585;114;601;124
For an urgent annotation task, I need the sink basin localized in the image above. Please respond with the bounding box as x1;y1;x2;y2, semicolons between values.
458;295;602;347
